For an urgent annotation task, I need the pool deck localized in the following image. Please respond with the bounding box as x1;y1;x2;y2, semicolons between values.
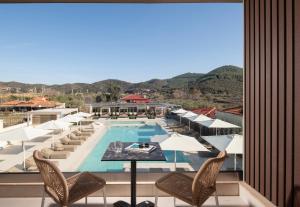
0;118;172;172
0;128;76;172
58;123;109;171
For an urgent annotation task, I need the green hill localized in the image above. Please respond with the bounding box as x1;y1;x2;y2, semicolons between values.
0;65;243;101
195;65;243;96
166;72;204;89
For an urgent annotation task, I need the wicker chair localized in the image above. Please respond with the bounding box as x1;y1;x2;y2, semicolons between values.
155;151;227;207
33;150;107;207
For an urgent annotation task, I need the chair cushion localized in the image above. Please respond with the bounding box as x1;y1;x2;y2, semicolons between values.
60;137;69;144
41;148;53;159
155;172;194;205
25;156;36;169
54;144;64;151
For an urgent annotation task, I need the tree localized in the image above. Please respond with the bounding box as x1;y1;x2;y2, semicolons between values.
95;95;103;103
106;82;121;101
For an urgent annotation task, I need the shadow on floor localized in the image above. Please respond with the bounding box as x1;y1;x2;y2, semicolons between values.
0;145;34;154
30;136;51;142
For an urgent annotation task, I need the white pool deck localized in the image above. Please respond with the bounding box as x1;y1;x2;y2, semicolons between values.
0;128;75;172
0;122;109;172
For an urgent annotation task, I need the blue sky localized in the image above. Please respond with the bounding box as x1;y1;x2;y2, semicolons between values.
0;3;243;84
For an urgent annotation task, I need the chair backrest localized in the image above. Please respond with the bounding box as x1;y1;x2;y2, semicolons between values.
191;151;227;206
33;150;69;205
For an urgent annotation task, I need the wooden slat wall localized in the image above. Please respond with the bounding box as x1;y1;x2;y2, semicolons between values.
244;0;299;206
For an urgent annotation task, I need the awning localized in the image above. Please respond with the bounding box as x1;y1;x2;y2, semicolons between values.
75;112;93;118
60;115;84;123
180;111;198;118
201;134;243;154
37;120;72;131
197;119;240;128
0;127;51;169
171;108;187;114
188;114;212;122
159;133;209;152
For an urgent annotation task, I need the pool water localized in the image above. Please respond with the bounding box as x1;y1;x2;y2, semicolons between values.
110;121;146;125
78;124;190;172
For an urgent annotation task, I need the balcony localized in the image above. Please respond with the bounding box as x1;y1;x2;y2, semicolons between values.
0;172;275;207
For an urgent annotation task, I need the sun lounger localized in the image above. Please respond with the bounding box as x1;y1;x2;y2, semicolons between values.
54;142;77;152
81;127;95;133
82;124;95;129
41;148;70;159
70;133;87;141
71;132;88;138
8;157;58;172
60;137;83;145
24;156;38;171
74;130;92;136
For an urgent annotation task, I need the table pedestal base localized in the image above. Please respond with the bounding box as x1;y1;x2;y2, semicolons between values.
113;200;131;207
113;200;154;207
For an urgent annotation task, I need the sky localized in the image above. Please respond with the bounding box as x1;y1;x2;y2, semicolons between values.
0;3;243;84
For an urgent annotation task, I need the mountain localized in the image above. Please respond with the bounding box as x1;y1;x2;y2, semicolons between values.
42;80;131;94
166;72;204;89
126;72;204;91
195;65;243;96
0;65;242;97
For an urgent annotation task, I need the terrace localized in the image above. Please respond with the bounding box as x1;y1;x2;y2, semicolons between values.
0;0;299;207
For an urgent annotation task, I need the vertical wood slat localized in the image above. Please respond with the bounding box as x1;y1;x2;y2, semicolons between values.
264;0;272;200
277;0;286;205
249;0;255;188
244;0;298;206
254;0;260;191
271;0;278;204
294;0;300;206
285;0;293;205
244;0;250;183
259;0;265;195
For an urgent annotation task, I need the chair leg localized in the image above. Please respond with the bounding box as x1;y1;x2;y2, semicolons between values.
214;191;219;207
154;187;158;207
85;196;88;205
103;187;107;207
173;197;176;207
41;190;45;207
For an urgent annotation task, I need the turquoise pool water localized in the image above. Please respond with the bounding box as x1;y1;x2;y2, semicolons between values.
78;124;190;172
110;121;146;125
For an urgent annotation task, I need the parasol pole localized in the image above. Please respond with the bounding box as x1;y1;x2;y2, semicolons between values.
174;150;177;171
234;154;237;171
22;141;26;170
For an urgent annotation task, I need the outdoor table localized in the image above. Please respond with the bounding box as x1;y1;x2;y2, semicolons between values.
101;142;166;207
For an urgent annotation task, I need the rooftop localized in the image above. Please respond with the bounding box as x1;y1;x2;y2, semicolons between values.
192;107;216;118
121;94;151;103
0;97;61;108
221;106;243;116
28;108;78;116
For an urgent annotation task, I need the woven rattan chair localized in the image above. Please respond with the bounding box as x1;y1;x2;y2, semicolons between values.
155;151;227;207
33;150;107;207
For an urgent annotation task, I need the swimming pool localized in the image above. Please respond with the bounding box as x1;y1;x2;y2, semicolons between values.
78;123;190;172
110;121;146;125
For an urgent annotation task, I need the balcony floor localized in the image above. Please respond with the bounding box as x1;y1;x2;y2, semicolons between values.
0;196;249;207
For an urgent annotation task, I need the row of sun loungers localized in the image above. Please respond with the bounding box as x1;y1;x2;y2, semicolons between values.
41;148;70;159
20;125;97;171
